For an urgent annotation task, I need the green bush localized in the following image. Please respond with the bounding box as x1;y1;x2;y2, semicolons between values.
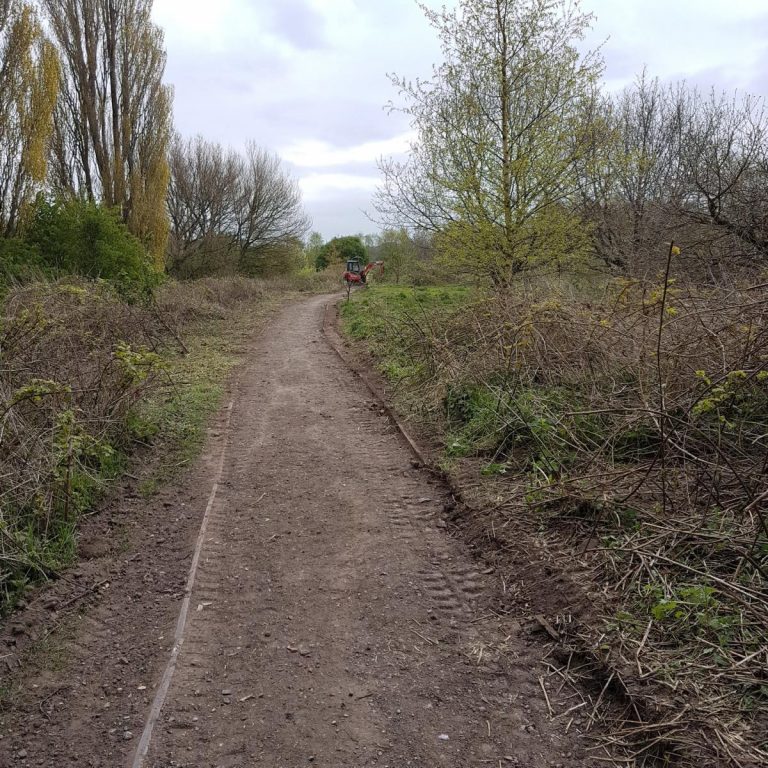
22;197;157;297
316;236;367;271
0;237;44;290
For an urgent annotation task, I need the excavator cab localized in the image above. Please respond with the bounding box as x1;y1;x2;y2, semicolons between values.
346;259;362;276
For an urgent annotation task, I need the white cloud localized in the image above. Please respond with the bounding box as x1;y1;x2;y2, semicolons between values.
299;173;380;201
153;0;768;237
154;0;326;56
153;0;248;52
282;133;415;169
588;0;768;96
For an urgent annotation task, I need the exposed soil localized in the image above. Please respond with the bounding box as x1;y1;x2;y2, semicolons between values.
1;295;594;767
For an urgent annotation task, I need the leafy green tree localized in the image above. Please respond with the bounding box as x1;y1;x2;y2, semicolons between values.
316;236;366;271
377;228;414;283
375;0;602;283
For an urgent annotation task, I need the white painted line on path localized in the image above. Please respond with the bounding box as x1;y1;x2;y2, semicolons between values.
129;400;235;768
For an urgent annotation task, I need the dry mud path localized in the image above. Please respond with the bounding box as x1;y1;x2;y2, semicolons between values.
1;295;588;768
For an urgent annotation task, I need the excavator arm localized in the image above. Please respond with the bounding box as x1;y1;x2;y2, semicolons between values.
362;260;384;278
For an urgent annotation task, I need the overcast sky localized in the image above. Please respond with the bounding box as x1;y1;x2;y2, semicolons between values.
152;0;768;240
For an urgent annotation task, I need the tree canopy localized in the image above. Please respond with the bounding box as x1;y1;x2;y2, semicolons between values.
0;1;59;237
375;0;602;282
167;135;310;278
315;236;367;271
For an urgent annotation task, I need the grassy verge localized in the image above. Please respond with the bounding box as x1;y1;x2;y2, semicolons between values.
341;284;474;392
131;320;245;497
0;276;300;613
341;278;768;767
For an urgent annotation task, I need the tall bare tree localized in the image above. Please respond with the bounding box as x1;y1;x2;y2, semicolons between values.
575;74;688;271
679;90;768;259
167;136;309;277
0;0;59;235
578;78;768;276
235;142;310;272
166;134;242;275
42;0;172;267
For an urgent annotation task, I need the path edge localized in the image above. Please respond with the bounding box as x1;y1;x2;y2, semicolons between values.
128;400;235;768
321;298;433;468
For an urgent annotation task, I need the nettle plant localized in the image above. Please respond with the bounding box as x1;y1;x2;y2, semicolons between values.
114;342;165;385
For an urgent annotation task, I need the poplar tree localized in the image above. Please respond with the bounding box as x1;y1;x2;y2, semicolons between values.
375;0;603;281
0;0;59;236
42;0;172;268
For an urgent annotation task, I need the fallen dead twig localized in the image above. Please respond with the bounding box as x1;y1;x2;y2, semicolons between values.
539;676;554;717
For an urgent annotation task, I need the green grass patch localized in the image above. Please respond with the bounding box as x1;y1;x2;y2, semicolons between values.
341;284;473;384
131;320;243;497
342;284;472;338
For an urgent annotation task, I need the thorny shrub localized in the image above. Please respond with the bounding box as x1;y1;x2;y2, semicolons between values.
345;275;768;766
0;280;167;610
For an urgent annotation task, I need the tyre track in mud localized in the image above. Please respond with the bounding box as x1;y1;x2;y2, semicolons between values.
1;295;588;768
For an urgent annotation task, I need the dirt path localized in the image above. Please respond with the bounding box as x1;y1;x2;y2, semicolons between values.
1;295;587;768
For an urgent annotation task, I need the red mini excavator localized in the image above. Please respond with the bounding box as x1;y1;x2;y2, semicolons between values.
342;259;384;286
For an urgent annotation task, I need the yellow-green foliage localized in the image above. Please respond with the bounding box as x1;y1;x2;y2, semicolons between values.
434;206;595;279
0;1;60;234
127;82;172;272
375;0;603;283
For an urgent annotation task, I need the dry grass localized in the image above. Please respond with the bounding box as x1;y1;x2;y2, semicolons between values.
155;274;270;327
270;267;344;294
